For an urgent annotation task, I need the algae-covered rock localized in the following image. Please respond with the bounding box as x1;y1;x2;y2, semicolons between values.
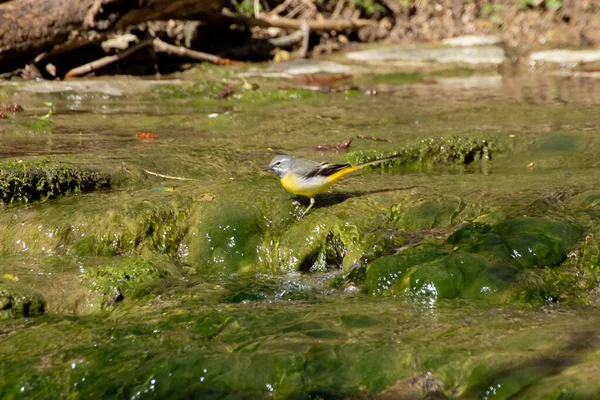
364;217;583;304
258;215;374;272
0;160;110;204
392;195;484;231
451;217;582;268
346;137;498;171
87;257;176;306
0;279;46;319
222;276;316;303
193;204;262;273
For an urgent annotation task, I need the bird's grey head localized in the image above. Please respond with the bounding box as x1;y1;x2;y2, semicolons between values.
264;155;294;178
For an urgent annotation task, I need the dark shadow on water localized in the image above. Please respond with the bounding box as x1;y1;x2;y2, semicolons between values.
293;186;421;208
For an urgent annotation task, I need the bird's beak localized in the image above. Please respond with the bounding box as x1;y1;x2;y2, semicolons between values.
263;166;272;172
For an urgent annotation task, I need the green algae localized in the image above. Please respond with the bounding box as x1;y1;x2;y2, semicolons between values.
0;278;46;319
194;203;262;273
346;137;498;172
3;296;600;399
364;217;584;304
0;160;109;204
87;257;177;307
392;195;485;231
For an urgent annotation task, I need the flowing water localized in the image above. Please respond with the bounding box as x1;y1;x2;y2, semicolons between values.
2;62;600;399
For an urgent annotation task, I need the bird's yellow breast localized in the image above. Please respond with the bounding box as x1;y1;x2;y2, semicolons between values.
280;173;334;197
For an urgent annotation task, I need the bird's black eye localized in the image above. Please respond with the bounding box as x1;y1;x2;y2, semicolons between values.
275;161;281;166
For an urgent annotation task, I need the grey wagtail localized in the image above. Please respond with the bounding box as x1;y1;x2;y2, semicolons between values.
264;154;399;218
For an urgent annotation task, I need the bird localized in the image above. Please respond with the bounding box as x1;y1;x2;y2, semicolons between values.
264;154;399;218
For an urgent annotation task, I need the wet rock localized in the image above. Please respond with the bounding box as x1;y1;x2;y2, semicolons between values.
193;203;262;273
380;372;447;399
0;279;46;319
442;35;502;47
0;160;110;204
529;50;600;65
265;59;353;76
347;137;497;171
87;257;175;306
260;215;347;272
392;196;484;231
4;79;183;96
364;217;583;303
346;45;505;65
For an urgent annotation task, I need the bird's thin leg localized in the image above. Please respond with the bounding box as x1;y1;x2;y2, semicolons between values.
299;197;315;219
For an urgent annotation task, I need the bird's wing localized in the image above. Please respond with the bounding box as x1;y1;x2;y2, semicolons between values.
299;161;352;179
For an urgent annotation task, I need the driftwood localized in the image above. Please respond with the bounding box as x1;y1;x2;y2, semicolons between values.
0;0;221;73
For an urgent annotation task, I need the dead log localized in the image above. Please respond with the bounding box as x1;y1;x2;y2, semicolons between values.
0;0;222;73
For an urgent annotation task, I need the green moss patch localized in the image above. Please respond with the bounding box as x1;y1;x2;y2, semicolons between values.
0;160;110;204
0;279;46;320
87;257;175;307
346;137;498;171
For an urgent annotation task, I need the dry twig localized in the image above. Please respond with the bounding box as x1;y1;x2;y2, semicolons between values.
143;169;194;181
65;39;152;78
64;35;242;78
314;138;352;151
357;135;395;143
153;37;243;65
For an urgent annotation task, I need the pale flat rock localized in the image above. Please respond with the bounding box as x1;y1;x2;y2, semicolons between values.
530;50;600;64
436;75;502;89
346;45;505;65
4;79;183;96
442;35;502;47
268;60;353;75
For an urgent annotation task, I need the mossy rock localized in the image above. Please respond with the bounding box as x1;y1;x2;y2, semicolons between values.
346;137;498;171
363;243;448;295
392;196;484;231
193;203;262;273
222;276;316;303
0;279;46;320
157;81;229;99
0;160;110;204
87;257;176;306
365;217;584;303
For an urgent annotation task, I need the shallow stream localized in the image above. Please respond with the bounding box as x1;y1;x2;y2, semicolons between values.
2;59;600;399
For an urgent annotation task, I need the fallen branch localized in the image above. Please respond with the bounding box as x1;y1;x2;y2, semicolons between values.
143;169;194;181
65;36;242;78
153;37;243;65
268;0;294;16
270;30;304;47
221;8;374;32
298;20;310;58
65;39;152;78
